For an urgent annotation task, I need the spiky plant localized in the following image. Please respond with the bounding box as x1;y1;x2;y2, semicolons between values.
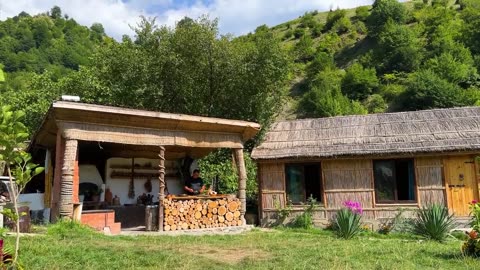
411;204;456;242
334;203;362;239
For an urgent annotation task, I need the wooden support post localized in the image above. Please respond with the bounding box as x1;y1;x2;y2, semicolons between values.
158;146;166;231
59;139;78;219
233;148;247;222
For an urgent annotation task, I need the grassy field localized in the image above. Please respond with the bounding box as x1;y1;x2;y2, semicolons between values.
3;223;479;270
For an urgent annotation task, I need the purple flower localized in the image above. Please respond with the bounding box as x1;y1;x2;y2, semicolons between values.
471;200;478;204
343;200;363;214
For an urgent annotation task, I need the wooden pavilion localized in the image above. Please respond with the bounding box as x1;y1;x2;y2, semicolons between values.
29;101;260;233
252;107;480;227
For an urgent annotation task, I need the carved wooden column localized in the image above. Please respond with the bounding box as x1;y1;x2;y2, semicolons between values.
59;139;78;218
158;146;166;231
233;148;247;222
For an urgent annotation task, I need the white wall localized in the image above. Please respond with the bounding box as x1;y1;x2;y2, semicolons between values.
18;193;44;211
79;165;103;187
105;158;183;205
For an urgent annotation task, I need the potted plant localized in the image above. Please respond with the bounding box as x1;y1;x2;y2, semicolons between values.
90;186;103;202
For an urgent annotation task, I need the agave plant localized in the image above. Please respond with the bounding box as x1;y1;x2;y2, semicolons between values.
411;204;456;242
334;201;363;239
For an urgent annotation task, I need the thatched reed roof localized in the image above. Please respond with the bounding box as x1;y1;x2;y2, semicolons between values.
30;101;260;158
252;107;480;160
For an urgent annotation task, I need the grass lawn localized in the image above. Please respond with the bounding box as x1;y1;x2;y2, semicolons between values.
4;225;480;270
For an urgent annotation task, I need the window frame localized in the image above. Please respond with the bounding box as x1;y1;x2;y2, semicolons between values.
373;158;417;204
284;162;323;204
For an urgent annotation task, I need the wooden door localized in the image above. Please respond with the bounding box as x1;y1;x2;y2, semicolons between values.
444;156;479;216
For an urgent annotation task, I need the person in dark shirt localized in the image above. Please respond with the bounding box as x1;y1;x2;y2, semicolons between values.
184;169;205;195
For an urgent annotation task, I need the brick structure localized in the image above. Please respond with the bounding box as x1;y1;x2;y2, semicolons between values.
81;210;121;235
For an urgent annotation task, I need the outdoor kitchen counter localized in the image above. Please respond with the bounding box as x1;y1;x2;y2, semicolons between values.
162;194;243;231
168;194;230;200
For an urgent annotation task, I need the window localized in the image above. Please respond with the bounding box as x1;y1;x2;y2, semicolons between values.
374;159;416;203
285;163;322;203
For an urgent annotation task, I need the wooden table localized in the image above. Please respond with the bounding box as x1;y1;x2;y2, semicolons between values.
169;194;230;200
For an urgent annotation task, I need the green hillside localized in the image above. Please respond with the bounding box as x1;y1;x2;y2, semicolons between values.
1;0;480;134
257;0;480;120
0;6;109;129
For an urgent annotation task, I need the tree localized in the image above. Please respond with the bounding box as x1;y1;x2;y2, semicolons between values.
306;52;336;79
298;68;367;117
51;16;289;139
355;6;370;21
460;1;480;54
364;94;387;113
341;63;379;100
367;0;407;37
90;23;105;42
294;34;315;62
376;20;423;73
425;52;477;84
50;6;62;19
396;69;470;111
325;9;347;31
0;106;43;267
332;16;352;34
198;150;257;201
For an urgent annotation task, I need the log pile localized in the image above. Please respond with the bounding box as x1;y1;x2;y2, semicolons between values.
163;198;242;231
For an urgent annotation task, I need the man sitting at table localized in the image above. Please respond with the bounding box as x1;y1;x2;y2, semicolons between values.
184;169;206;195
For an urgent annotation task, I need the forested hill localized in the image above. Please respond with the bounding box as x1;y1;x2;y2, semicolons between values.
261;0;480;120
0;6;109;128
1;1;480;137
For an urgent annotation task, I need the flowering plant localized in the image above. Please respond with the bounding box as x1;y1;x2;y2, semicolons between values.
344;200;363;215
462;200;480;257
334;200;363;239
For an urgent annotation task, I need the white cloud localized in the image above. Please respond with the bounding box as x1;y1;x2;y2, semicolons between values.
0;0;374;39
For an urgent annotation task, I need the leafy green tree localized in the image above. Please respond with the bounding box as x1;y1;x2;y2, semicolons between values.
355;6;370;21
425;52;477;84
311;23;323;38
341;63;379;100
364;94;387;113
325;9;347;32
367;0;408;37
299;12;316;28
294;27;305;39
283;29;294;40
50;6;62;19
332;16;352;34
317;32;342;55
396;69;470;111
298;68;367;117
51;16;289;138
294;34;315;62
198;150;257;201
0;106;44;267
460;1;480;54
306;52;336;79
376;21;423;73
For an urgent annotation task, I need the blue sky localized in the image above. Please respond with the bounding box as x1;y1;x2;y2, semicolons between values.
1;0;375;39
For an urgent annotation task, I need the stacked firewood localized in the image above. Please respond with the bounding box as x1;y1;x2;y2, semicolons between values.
163;198;242;231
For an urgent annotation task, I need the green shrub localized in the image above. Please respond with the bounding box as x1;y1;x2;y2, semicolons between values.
283;29;294;40
311;23;323;38
325;9;347;31
47;219;96;239
355;6;370;21
334;201;363;239
411;204;455;242
292;196;316;229
294;28;305;39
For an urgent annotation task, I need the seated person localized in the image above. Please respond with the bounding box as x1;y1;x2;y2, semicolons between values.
184;169;205;195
